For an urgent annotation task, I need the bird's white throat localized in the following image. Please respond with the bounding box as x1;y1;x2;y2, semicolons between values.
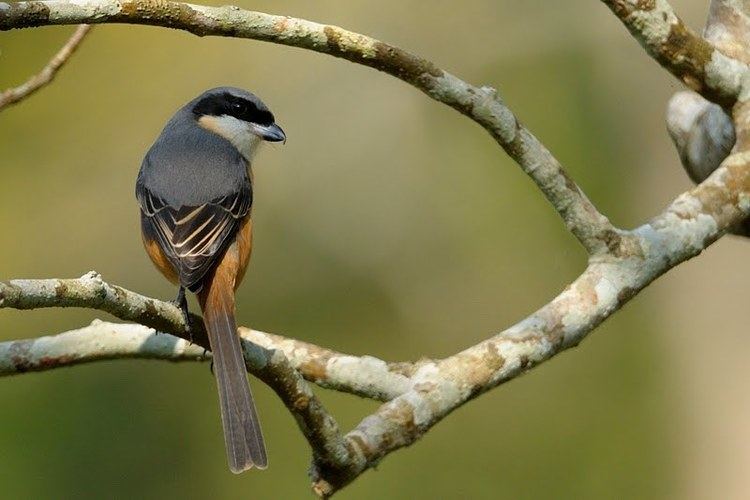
198;114;263;162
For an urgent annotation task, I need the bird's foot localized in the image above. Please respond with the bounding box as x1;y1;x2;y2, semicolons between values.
172;286;194;344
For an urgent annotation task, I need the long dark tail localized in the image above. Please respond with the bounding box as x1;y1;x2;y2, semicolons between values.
198;276;267;473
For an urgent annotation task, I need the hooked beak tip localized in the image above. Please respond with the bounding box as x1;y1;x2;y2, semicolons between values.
262;123;286;143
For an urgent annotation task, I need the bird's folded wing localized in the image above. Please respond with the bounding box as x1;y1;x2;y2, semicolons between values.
137;184;251;291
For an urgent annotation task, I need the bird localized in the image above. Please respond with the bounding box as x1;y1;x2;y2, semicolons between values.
135;87;285;473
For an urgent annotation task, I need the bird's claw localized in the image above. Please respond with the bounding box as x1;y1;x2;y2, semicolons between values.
172;286;194;343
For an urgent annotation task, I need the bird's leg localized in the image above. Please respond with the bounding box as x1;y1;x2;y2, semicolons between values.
173;286;193;343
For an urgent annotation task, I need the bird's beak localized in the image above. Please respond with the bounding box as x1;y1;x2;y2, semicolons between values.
254;123;286;144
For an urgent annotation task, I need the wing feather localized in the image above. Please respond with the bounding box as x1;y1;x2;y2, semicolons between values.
137;182;251;291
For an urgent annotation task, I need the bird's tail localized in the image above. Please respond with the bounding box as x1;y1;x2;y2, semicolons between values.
198;272;267;473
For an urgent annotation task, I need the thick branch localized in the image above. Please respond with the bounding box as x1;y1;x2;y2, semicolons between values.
0;320;207;375
2;1;750;496
243;328;412;401
705;0;750;62
309;146;750;494
601;0;750;108
0;24;91;110
0;0;614;253
0;272;350;471
2;145;749;495
0;272;408;401
665;1;750;235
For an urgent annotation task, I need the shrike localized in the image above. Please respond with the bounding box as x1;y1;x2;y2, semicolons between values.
136;87;285;473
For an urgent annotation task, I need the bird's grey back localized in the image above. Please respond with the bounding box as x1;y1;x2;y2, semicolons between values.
138;106;249;207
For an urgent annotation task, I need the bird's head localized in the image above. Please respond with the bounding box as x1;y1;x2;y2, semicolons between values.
191;87;285;161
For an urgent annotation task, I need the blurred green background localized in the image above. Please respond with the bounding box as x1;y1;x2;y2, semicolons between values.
2;1;749;498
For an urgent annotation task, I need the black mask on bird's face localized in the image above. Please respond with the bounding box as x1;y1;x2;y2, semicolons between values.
192;88;286;161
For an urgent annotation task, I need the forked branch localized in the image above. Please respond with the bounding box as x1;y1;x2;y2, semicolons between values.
1;0;750;496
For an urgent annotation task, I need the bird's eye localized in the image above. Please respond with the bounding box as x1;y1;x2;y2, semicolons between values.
229;102;247;118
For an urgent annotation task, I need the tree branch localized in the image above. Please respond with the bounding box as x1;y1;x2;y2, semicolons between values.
311;144;750;493
0;272;410;401
0;272;353;475
705;0;750;62
601;0;750;108
665;0;750;235
0;0;615;254
0;23;91;110
0;320;207;375
2;0;750;496
243;328;412;402
3;143;750;494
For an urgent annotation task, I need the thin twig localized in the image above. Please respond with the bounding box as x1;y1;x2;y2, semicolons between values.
0;24;91;110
